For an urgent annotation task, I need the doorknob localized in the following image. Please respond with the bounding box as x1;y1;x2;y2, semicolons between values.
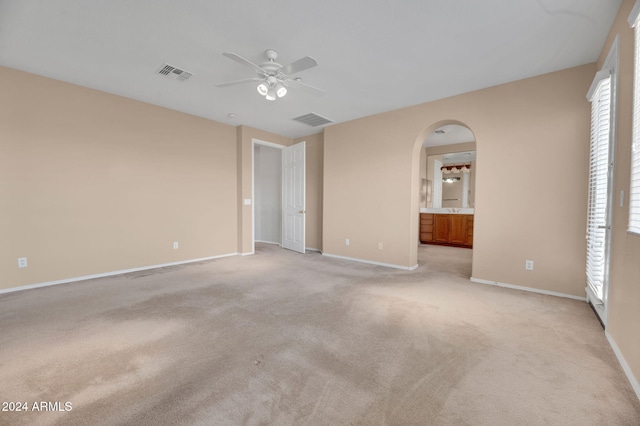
299;210;306;214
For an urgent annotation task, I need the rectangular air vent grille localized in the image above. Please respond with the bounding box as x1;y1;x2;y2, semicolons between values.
156;63;193;81
292;113;334;127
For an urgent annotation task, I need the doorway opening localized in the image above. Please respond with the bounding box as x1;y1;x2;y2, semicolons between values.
252;139;306;255
413;120;477;275
253;141;283;248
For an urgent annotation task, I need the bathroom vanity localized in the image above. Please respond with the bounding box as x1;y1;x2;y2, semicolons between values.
420;209;473;248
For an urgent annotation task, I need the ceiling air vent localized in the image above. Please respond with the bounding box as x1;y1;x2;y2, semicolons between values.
293;113;333;127
156;63;193;81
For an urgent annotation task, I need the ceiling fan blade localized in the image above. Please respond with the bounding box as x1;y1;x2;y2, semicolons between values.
285;78;326;97
281;56;318;75
215;77;261;87
222;52;264;73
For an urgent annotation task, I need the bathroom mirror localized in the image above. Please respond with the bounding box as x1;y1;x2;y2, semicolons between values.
419;124;476;213
426;150;476;209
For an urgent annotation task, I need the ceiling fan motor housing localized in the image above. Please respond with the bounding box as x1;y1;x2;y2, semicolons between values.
260;49;282;74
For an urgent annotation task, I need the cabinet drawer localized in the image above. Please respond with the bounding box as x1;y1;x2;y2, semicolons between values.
420;232;433;243
421;224;433;233
420;213;434;224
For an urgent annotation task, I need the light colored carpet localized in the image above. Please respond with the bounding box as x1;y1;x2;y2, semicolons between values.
0;244;639;425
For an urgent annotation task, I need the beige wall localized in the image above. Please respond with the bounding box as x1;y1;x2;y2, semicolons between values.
597;0;640;393
324;115;421;267
0;66;238;290
324;63;594;286
1;67;325;290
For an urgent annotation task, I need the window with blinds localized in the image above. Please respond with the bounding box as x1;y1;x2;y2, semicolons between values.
586;74;611;301
630;6;640;235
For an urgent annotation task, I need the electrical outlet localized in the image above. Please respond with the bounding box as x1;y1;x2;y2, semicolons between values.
525;260;534;271
18;257;28;268
378;242;383;250
173;242;179;250
345;238;350;246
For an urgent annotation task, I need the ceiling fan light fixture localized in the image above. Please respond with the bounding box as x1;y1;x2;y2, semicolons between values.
275;83;287;98
257;82;269;96
266;87;277;101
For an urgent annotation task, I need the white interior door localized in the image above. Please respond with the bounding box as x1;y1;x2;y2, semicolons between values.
282;141;305;253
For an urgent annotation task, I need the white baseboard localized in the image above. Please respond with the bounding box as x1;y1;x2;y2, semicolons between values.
322;253;418;271
305;247;322;253
470;277;586;301
241;252;255;256
255;240;280;245
606;331;640;401
1;252;238;295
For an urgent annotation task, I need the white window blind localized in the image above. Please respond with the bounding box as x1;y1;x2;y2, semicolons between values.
586;75;611;300
629;4;640;234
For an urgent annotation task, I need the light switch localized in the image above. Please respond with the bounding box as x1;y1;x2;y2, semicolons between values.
244;199;252;205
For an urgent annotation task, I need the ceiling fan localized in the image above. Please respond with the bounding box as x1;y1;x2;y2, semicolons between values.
215;49;325;101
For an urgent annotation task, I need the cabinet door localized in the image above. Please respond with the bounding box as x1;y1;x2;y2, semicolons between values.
449;215;467;245
433;214;450;243
466;216;474;247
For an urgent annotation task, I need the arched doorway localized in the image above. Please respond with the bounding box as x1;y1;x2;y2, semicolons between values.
411;120;477;274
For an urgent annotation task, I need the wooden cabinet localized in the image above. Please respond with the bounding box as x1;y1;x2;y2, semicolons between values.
420;213;473;248
466;216;474;247
420;213;434;243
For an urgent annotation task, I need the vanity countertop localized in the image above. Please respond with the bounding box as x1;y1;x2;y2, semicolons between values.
420;208;474;214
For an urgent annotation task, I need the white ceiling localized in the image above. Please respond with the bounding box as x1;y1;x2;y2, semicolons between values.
443;151;477;164
424;124;476;147
0;0;621;138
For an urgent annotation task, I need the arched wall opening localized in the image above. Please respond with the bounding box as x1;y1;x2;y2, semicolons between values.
410;119;478;272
